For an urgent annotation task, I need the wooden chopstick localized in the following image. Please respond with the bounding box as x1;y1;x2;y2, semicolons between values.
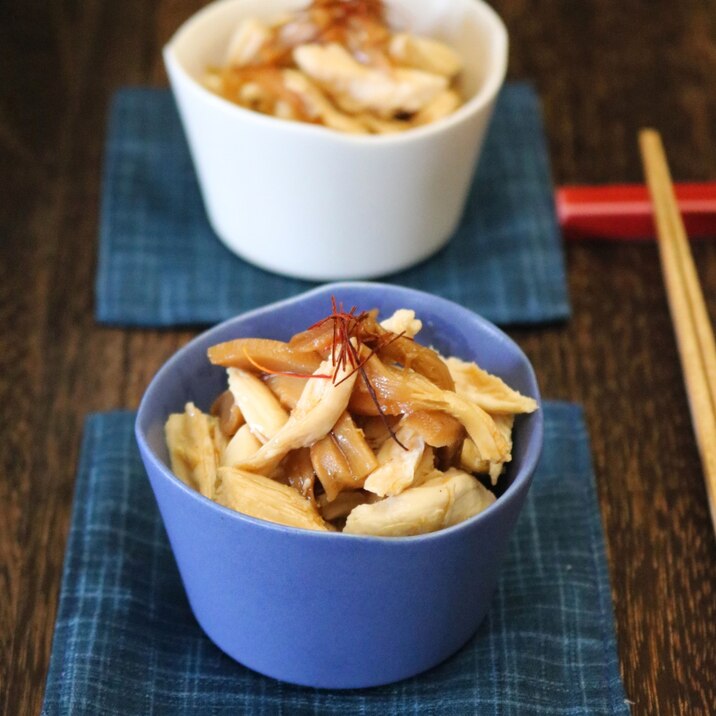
638;128;716;533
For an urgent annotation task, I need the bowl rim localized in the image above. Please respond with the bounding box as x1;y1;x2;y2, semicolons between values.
163;0;509;146
135;282;544;544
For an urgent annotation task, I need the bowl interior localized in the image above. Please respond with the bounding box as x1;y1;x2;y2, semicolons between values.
168;0;507;112
137;282;542;515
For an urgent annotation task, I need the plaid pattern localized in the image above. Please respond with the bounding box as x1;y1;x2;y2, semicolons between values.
42;403;628;715
95;84;570;327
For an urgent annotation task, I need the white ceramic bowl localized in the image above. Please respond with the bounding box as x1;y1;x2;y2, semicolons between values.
164;0;508;280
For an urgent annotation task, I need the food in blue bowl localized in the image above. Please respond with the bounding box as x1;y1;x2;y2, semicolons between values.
135;282;543;688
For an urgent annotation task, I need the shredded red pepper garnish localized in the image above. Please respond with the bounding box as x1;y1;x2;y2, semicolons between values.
307;297;408;448
246;296;409;448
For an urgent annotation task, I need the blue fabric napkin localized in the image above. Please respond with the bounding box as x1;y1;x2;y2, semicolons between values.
96;84;570;327
42;403;628;715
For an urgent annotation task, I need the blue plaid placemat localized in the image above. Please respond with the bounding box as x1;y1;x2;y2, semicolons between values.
96;84;570;327
43;403;628;715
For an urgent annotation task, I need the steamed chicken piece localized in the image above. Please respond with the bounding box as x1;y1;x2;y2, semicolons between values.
388;33;463;78
361;357;508;462
461;414;515;484
225;18;271;67
165;402;226;498
344;468;495;536
237;351;359;473
293;43;448;117
414;89;461;126
400;376;508;461
223;423;262;468
215;466;330;531
442;355;536;472
363;424;434;497
444;356;539;415
282;69;369;134
379;308;423;338
227;367;288;443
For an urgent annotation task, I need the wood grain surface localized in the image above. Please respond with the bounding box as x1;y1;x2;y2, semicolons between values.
1;1;715;714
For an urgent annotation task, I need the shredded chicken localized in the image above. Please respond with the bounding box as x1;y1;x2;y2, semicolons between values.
294;43;447;117
388;33;462;78
363;424;433;497
225;18;271;67
165;402;225;498
379;308;423;338
227;368;289;443
166;304;538;535
238;352;359;473
282;69;368;134
344;468;495;536
444;356;539;415
223;423;262;468
216;467;330;531
204;1;465;134
461;414;515;484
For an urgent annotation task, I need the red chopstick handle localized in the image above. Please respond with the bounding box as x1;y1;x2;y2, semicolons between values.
556;182;716;240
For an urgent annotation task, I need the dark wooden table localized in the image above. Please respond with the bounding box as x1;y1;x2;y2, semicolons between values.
2;1;715;713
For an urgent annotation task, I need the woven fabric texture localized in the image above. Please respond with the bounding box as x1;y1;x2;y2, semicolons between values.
96;84;569;327
42;403;627;715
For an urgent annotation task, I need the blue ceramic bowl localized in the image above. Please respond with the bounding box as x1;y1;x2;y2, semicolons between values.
135;282;543;689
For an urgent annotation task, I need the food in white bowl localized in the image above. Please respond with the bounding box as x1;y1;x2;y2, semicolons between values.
203;0;465;134
165;300;537;536
163;0;508;280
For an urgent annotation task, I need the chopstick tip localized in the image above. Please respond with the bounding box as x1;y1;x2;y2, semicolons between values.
638;128;662;152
